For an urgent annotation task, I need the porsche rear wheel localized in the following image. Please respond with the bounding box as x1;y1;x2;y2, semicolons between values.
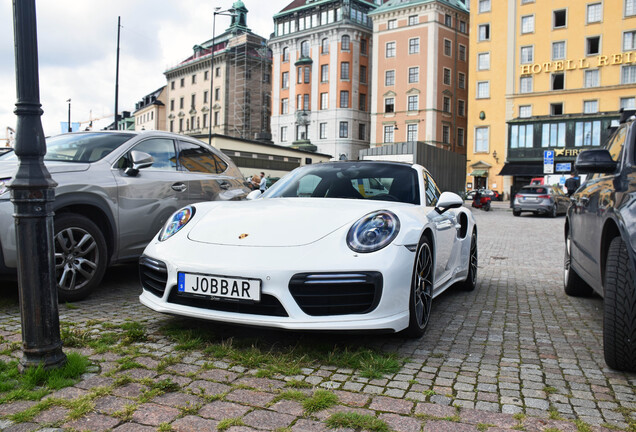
460;231;478;291
404;236;433;338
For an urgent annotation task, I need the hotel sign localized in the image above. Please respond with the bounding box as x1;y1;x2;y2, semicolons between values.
521;52;636;75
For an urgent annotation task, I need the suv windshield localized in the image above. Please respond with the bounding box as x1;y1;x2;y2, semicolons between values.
43;133;135;163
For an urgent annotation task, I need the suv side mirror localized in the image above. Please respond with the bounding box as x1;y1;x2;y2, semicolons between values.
125;150;154;176
574;149;618;174
435;191;463;214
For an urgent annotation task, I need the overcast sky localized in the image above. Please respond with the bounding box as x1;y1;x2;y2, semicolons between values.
0;0;291;140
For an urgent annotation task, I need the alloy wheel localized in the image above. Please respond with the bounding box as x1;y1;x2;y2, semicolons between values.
55;227;100;292
413;242;433;329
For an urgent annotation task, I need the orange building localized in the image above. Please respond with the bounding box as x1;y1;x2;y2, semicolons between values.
369;0;469;154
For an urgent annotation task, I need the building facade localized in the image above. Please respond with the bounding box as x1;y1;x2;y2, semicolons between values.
369;0;469;156
269;0;388;159
164;1;272;142
467;0;636;197
134;87;167;132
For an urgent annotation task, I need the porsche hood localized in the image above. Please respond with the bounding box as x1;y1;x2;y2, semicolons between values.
187;198;402;247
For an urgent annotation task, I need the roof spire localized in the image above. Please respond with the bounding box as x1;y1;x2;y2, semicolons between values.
228;1;250;33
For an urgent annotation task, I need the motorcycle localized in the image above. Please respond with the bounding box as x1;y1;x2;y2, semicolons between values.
471;193;491;211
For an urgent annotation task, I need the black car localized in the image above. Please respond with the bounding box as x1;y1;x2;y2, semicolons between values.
564;110;636;371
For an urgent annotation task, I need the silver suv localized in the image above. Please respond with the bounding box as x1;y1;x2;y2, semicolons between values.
0;131;249;301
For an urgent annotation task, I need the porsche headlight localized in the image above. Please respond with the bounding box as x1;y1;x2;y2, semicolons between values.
347;210;400;253
159;206;195;241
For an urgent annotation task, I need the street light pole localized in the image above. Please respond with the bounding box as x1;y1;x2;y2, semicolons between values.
67;98;71;132
11;0;66;370
207;7;235;147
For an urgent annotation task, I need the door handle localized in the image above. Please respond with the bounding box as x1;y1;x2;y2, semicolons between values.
171;183;187;192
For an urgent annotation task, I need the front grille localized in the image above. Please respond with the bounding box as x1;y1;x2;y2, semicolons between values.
167;288;288;317
139;256;168;297
289;272;383;316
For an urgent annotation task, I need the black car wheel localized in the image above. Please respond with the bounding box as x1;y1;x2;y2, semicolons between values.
550;205;558;218
460;231;478;291
513;209;521;217
404;236;434;337
54;214;108;302
603;236;636;371
563;230;593;297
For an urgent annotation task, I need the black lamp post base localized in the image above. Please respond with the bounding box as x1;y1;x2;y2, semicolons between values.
19;345;66;372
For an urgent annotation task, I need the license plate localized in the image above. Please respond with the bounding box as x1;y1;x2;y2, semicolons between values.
178;272;261;302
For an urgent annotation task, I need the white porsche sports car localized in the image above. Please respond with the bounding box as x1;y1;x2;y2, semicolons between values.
139;161;477;336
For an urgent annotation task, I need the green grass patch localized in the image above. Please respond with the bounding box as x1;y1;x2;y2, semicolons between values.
326;412;391;432
285;379;312;389
116;358;144;371
276;390;307;403
574;419;593;432
217;417;246;431
544;385;557;394
120;321;147;344
158;423;173;432
303;389;338;414
477;423;495;431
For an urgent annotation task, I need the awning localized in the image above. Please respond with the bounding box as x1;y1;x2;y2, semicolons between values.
498;163;543;176
469;169;488;176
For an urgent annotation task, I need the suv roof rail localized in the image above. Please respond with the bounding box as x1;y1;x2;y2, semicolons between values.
619;108;636;124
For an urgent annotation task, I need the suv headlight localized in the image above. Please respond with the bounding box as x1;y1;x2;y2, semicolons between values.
0;178;10;196
159;206;195;241
347;210;400;253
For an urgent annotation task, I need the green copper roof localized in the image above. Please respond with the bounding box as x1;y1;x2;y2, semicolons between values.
368;0;468;15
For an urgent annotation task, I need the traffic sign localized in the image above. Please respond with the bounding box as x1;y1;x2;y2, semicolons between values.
544;150;554;174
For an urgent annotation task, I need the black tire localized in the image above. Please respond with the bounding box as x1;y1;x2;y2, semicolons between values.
460;231;478;291
484;202;491;212
550;205;558;218
54;214;108;302
563;230;593;297
513;209;521;217
404;236;434;338
603;236;636;371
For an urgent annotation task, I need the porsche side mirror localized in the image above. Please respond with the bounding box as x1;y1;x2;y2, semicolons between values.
125;150;154;176
435;192;463;214
246;190;262;200
575;149;618;174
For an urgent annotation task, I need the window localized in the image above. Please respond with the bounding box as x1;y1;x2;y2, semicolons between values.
628;0;636;16
359;123;366;140
407;124;418;142
170;120;174;132
133;138;179;171
180;78;185;87
280;98;290;114
520;76;533;93
386;42;396;57
520;46;533;64
319;123;327;139
459;44;466;61
297;67;303;84
341;62;350;80
444;39;452;56
281;126;288;142
575;120;602;146
624;31;636;51
214;112;219;126
321;64;329;82
584;100;599;113
519;105;532;118
360;66;367;84
192;74;196;84
621;97;636;109
215;67;221;77
300;40;310;57
521;15;534;33
552;41;566;60
622;65;636;84
409;15;418;25
457;128;464;146
215;88;220;101
409;38;420;54
385;97;395;113
361;38;368;55
179;97;184;109
388;19;397;29
540;123;566;147
304;66;311;83
552;73;564;90
203;91;209;104
179;142;228;174
282;47;289;62
341;35;350;51
478;52;490;70
460;21;466;33
475;127;489;152
458;100;465;116
553;9;567;28
204;71;209;81
384;125;395;143
587;3;602;23
170;81;175;90
407;95;418;111
409;67;419;83
478;24;490;41
510;124;534;149
297;94;302;110
440;68;450;85
585;69;600;87
282;72;289;88
359;93;366;111
445;14;452;27
170;99;174;111
339;121;348;138
550;103;563;115
303;94;310;111
320;93;328;110
587;36;600;55
385;70;395;86
443;96;451;113
477;81;490;98
321;38;329;54
479;0;491;13
340;91;349;108
458;73;465;89
442;125;450;144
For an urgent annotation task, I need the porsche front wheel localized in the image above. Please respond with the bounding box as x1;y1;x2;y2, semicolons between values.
404;237;434;338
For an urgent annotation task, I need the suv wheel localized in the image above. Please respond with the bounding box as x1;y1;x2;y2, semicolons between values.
513;209;521;217
603;236;636;371
54;214;107;302
563;230;593;297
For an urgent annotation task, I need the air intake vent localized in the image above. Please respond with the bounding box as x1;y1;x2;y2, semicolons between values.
167;289;288;317
139;256;168;297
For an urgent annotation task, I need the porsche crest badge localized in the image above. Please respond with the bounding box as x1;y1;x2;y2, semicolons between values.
239;233;249;239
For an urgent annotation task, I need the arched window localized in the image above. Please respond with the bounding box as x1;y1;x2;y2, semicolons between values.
341;35;350;51
300;40;310;57
282;47;289;62
321;38;329;54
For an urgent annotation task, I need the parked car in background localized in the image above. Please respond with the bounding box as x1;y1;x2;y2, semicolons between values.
564;110;636;371
139;161;477;337
512;185;569;217
0;131;250;301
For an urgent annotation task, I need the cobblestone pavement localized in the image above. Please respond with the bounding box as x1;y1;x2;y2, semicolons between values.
1;205;635;431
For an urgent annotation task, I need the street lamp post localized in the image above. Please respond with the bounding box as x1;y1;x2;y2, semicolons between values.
67;98;71;132
207;7;235;147
11;0;66;370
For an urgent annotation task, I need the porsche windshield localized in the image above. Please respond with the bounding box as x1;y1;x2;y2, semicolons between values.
264;162;420;204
